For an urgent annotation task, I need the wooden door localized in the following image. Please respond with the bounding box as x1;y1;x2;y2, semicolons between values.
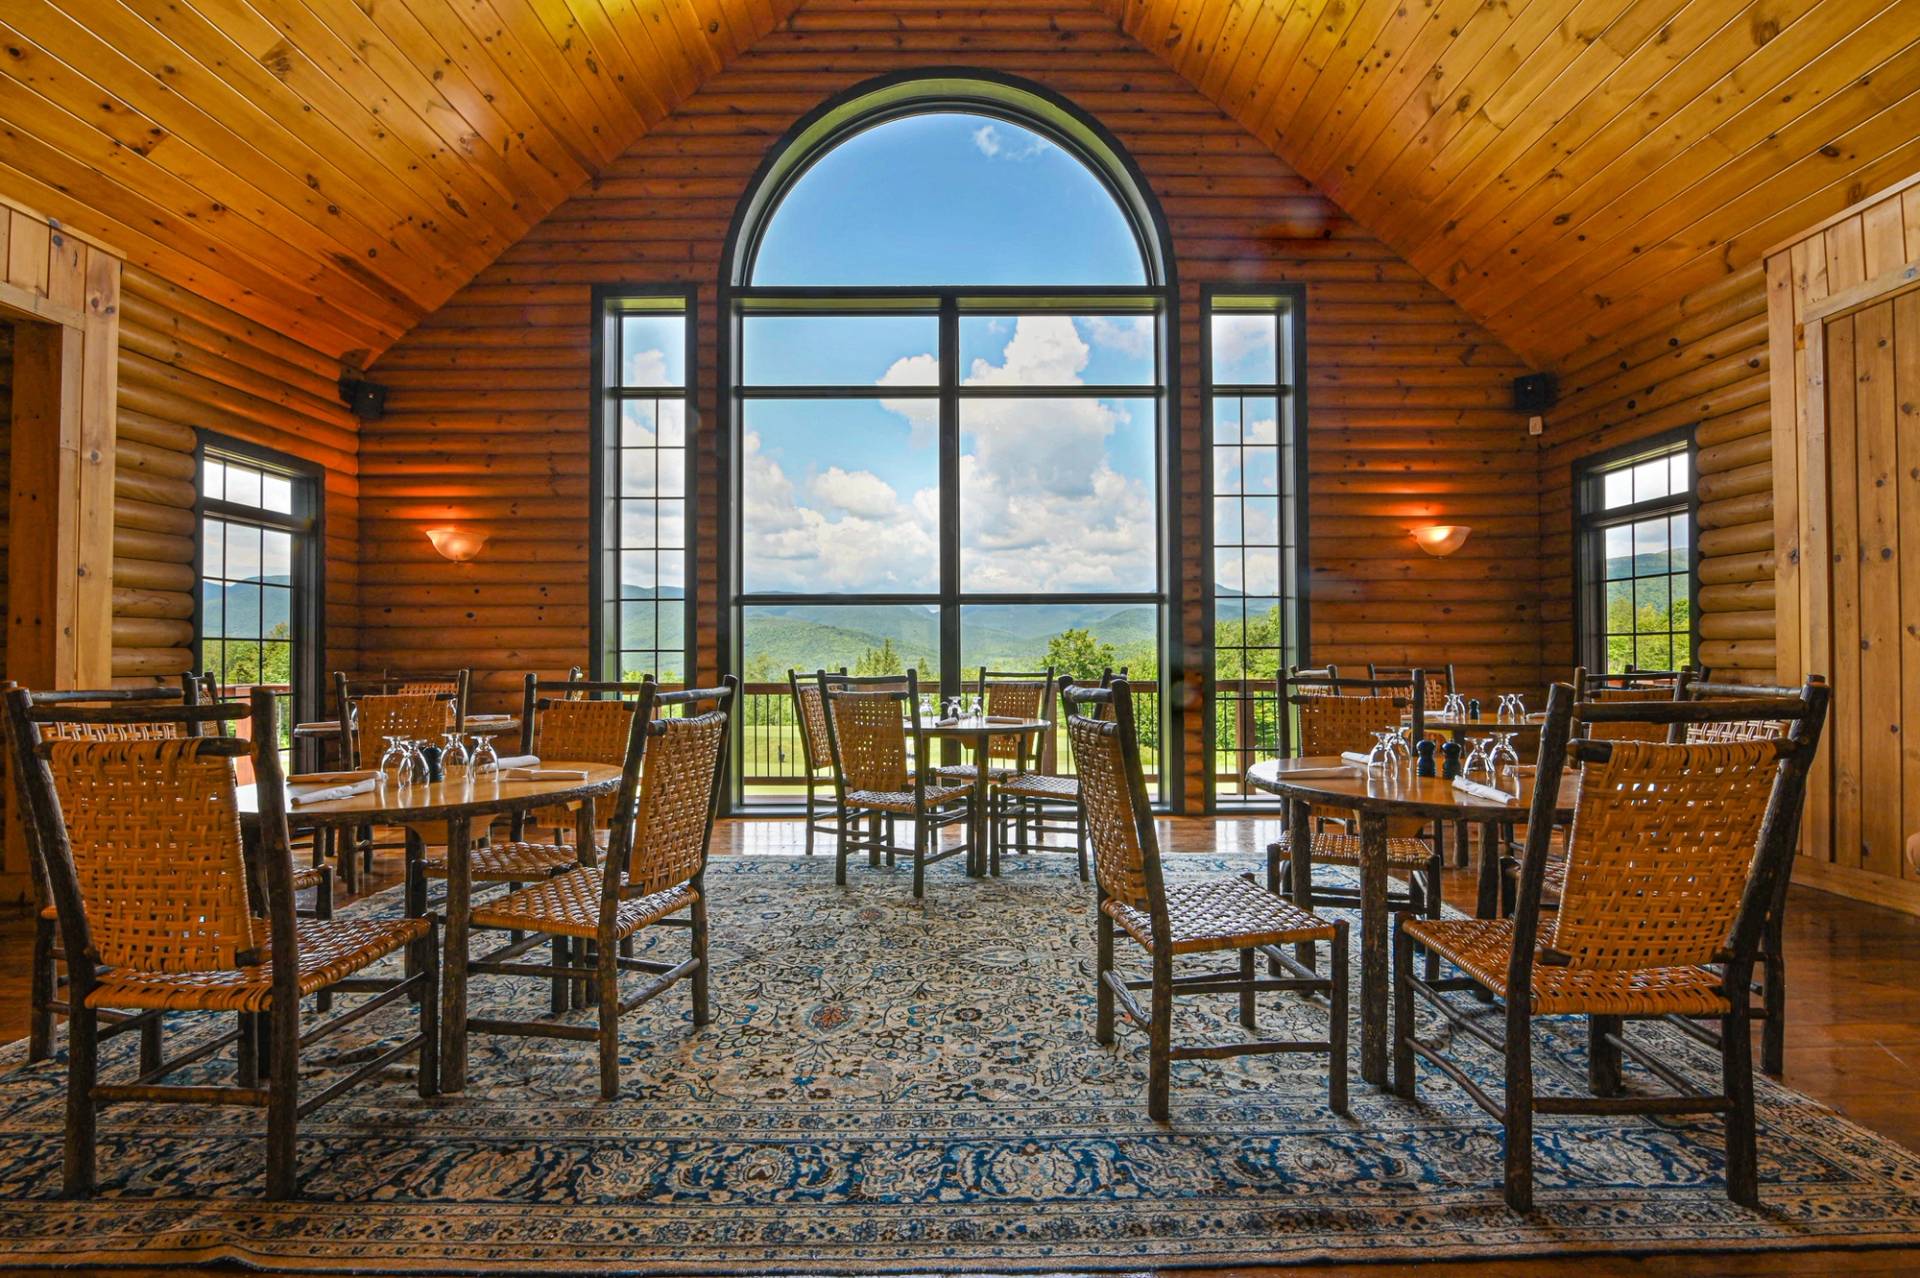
1804;293;1920;883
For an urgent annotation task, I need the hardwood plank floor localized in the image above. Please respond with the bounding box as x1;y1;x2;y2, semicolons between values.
3;815;1917;1277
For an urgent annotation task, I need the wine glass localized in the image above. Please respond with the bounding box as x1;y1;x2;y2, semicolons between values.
918;693;934;724
471;734;499;775
1388;726;1414;771
1462;738;1493;782
1490;732;1521;782
1365;730;1395;771
966;693;983;722
1506;693;1526;721
377;735;407;786
1444;692;1467;720
441;731;470;779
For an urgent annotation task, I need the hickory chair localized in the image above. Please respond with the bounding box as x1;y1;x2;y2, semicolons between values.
1064;678;1347;1122
512;673;653;846
1392;678;1829;1212
820;669;973;899
789;666;848;857
1265;673;1444;978
1368;663;1473;867
332;674;470;895
466;678;736;1099
3;687;439;1200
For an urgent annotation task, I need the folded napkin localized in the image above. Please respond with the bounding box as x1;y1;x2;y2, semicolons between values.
1452;776;1517;805
501;766;590;782
290;778;378;807
1339;750;1373;765
1273;764;1359;779
490;754;539;770
287;769;376;785
985;715;1030;725
468;713;512;724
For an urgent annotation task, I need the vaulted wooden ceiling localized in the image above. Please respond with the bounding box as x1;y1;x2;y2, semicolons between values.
2;0;1915;369
0;0;792;364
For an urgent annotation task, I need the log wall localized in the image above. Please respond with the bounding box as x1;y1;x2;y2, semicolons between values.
1537;267;1774;684
113;265;360;687
359;0;1539;810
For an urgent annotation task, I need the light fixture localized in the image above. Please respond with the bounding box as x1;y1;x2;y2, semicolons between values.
425;526;487;562
1411;525;1472;557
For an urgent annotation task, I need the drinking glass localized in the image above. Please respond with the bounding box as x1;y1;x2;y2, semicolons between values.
966;694;983;722
441;731;470;778
377;735;407;786
1490;732;1521;782
918;693;935;724
1462;738;1492;781
1365;730;1395;771
1388;726;1414;771
1506;693;1526;720
1444;692;1467;720
471;734;499;775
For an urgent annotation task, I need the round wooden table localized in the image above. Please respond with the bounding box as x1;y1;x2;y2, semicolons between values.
1244;756;1576;1087
917;717;1050;877
240;761;623;1092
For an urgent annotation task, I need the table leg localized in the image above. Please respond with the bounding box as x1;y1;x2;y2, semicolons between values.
970;741;991;877
440;814;473;1093
1476;819;1503;919
1287;798;1313;968
1357;807;1389;1087
575;795;599;870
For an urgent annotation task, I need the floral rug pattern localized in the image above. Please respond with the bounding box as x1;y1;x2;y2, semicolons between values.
1;853;1918;1272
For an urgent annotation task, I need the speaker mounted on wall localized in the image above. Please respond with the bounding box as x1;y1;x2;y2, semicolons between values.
1512;372;1558;414
338;376;388;421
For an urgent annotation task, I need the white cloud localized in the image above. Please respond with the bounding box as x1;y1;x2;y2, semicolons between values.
1085;315;1154;359
971;124;1001;158
876;352;939;446
970;123;1051;162
809;467;900;520
1210;315;1275;380
624;347;669;387
740;432;938;593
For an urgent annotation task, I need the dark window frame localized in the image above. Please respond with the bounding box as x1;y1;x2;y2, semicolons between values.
1571;426;1700;676
589;285;698;689
717;71;1185;815
1201;284;1310;812
191;433;326;745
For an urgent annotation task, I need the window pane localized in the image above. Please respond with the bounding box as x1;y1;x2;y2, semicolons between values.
741;604;941;683
261;586;291;637
1603;468;1632;510
621;314;684;387
959;315;1155;386
226;464;262;509
742;399;937;594
1211;313;1278;385
1633;458;1669;504
958;396;1156;592
1603;525;1633;578
261;473;294;514
744;315;938;386
226;523;262;581
262;529;292;580
202;460;226;503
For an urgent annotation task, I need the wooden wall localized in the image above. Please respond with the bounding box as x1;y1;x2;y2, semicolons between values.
112;266;361;688
360;0;1537;809
1537;267;1775;683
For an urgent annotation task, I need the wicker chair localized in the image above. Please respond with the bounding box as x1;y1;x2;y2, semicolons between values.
789;667;848;857
821;669;973;899
1392;679;1829;1211
936;667;1053;784
1265;674;1444;971
3;686;438;1199
1672;670;1813;1079
1368;663;1454;712
512;673;652;847
467;678;735;1099
331;675;470;892
1066;677;1347;1121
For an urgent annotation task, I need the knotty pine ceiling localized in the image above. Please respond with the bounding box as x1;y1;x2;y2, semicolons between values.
3;0;1915;369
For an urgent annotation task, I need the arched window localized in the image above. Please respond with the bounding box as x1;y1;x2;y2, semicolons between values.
724;75;1177;805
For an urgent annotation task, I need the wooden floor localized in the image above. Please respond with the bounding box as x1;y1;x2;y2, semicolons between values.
3;815;1918;1277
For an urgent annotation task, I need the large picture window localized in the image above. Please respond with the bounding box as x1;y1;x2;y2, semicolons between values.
592;289;693;687
196;439;322;765
1575;431;1696;673
723;78;1176;807
1205;290;1307;805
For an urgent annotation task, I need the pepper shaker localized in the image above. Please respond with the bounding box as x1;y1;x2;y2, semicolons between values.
1441;739;1461;780
1416;737;1437;778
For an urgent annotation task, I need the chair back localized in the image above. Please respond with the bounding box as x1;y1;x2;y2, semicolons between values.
518;673;649;757
610;678;737;898
1511;680;1830;986
789;666;846;774
822;670;918;795
30;683;189;742
1368;663;1452;711
3;688;289;980
1061;679;1162;919
346;690;460;766
973;667;1054;765
1285;663;1340;696
1674;670;1798;743
1290;675;1417;757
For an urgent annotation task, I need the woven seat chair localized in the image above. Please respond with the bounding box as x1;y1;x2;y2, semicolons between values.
1285;663;1340;698
935;667;1052;785
789;667;848;857
1367;663;1454;713
466;678;735;1099
511;673;652;847
1264;673;1444;971
3;687;438;1199
821;669;973;899
1391;679;1829;1212
1066;677;1347;1121
332;674;470;893
989;668;1134;881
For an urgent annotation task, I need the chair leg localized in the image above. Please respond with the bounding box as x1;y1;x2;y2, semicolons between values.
236;1010;261;1089
1147;945;1173;1122
315;864;336;1014
690;895;711;1027
30;914;56;1063
804;783;816;857
63;1004;99;1196
1391;922;1415;1100
912;814;928;899
550;936;571;1015
597;938;621;1101
416;933;440;1098
1422;860;1443;983
1238;947;1256;1030
1761;911;1787;1078
1095;913;1115;1046
1330;920;1349;1116
1503;1015;1535;1214
1075;803;1088;882
138;1013;163;1078
1723;1007;1761;1207
835;808;850;887
1588;1015;1623;1096
266;996;301;1200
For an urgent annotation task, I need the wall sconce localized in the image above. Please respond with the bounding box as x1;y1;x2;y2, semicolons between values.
425;526;487;562
1411;525;1472;557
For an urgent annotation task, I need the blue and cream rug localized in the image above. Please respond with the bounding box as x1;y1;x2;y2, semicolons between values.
2;853;1919;1272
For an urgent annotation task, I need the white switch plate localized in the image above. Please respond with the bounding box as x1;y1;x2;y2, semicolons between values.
1528;415;1544;436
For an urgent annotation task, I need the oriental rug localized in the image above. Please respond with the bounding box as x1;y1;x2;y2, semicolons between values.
1;853;1918;1272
